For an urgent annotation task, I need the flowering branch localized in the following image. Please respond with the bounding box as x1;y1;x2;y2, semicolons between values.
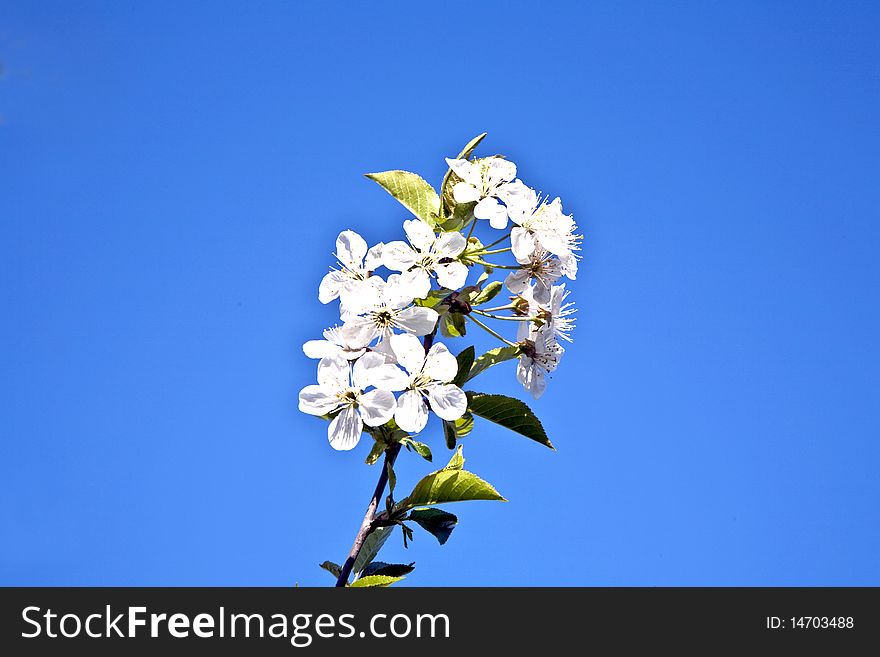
301;134;581;586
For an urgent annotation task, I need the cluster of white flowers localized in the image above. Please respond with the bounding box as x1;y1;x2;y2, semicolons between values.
300;153;580;449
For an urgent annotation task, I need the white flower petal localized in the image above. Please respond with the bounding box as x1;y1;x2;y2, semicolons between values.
358;389;396;427
328;404;363;450
399;268;431;300
426;383;467;421
536;229;570;258
338;278;380;317
395;306;438;336
423;342;458;383
517;357;547;399
510;227;537;261
318;270;346;304
298;385;341;416
434;261;468;290
474;197;508;229
517;318;532;343
433;232;466;258
369;333;396;361
389;332;426;375
559;253;578;280
486;157;516;184
303;339;343;360
382;240;418;272
498;179;535;214
394;389;429;433
532;278;552;305
317;354;349;390
335;230;368;269
352;352;386;389
381;274;417;309
445;157;479;185
353;352;409;391
363;243;384;272
504;269;531;295
403;219;436;252
340;318;380;351
452;181;480;203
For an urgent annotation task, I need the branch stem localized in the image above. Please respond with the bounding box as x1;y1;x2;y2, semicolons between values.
482;232;511;249
471;309;534;321
474;259;519;270
334;443;401;586
466;314;518;346
466;217;477;240
333;329;436;587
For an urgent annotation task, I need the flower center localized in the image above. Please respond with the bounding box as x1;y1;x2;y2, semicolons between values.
373;310;394;328
528;260;545;276
337;389;359;405
417;254;436;270
411;372;433;391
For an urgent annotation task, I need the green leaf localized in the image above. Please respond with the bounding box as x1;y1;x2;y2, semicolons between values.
414;288;454;309
444;445;465;470
365;170;440;225
408;508;458;545
455;132;488;161
361;561;416;578
452;346;475;387
466;392;554;449
439;311;466;338
399;452;505;511
386;461;397;495
438;200;474;232
452;412;474;437
401;437;432;462
442;420;456;449
353;525;394;576
466;345;522;382
319;561;342;578
365;440;386;465
400;523;414;548
350;574;405;588
471;281;503;306
402;469;505;508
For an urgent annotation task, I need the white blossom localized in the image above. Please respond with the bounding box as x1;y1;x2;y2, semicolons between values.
516;339;564;400
504;246;576;305
319;230;385;317
445;156;517;229
298;353;404;450
516;283;576;346
303;326;369;361
383;219;469;297
340;274;439;349
501;182;580;262
388;333;467;433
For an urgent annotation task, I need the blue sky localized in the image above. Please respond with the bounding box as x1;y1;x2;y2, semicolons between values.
1;1;878;586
